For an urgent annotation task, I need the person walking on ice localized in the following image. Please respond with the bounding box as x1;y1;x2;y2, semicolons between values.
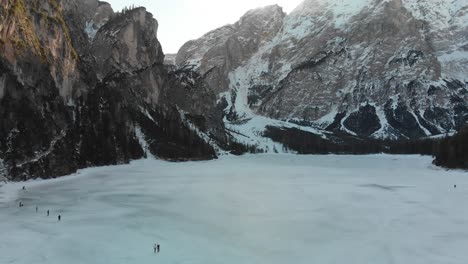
154;244;160;254
47;210;49;216
58;215;61;221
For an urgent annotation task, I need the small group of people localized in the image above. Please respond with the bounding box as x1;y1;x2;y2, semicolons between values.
154;244;160;254
45;210;61;221
19;185;62;221
18;202;61;221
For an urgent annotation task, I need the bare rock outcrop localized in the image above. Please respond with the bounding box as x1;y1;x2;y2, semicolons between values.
177;5;286;95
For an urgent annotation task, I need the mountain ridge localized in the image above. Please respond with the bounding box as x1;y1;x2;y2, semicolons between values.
1;0;467;180
177;0;468;142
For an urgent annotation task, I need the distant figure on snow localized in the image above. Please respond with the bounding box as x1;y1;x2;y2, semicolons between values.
36;206;38;212
22;186;25;190
58;215;61;221
154;244;160;253
47;210;50;216
19;202;22;208
454;185;457;188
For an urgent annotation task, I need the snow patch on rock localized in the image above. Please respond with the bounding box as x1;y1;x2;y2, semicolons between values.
135;126;155;159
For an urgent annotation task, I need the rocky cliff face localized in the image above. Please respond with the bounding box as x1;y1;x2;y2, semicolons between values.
177;5;286;95
0;0;225;181
177;0;468;140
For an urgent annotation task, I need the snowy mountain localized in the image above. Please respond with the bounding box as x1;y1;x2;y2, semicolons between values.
177;0;468;141
0;0;466;180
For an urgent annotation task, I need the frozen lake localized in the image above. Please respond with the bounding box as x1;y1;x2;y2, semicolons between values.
0;155;467;264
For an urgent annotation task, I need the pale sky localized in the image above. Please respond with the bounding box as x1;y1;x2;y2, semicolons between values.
106;0;302;54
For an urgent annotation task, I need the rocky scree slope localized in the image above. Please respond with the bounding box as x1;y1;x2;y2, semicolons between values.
177;0;468;142
0;0;226;181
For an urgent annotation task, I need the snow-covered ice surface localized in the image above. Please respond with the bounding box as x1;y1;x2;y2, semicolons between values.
1;155;467;264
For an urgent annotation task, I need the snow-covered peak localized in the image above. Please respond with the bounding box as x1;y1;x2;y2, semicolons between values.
290;0;468;30
241;4;284;17
177;0;468;140
176;25;236;67
397;0;468;81
402;0;468;29
291;0;378;28
176;5;285;67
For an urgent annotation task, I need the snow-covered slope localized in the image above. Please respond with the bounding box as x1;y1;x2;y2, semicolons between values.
402;0;468;81
177;0;468;141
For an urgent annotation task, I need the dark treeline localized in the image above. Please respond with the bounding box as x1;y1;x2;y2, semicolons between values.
117;5;142;14
227;140;264;156
433;127;468;169
263;126;468;170
263;126;437;155
106;5;144;22
224;124;467;169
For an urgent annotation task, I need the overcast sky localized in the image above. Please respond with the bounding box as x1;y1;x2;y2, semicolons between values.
106;0;302;54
